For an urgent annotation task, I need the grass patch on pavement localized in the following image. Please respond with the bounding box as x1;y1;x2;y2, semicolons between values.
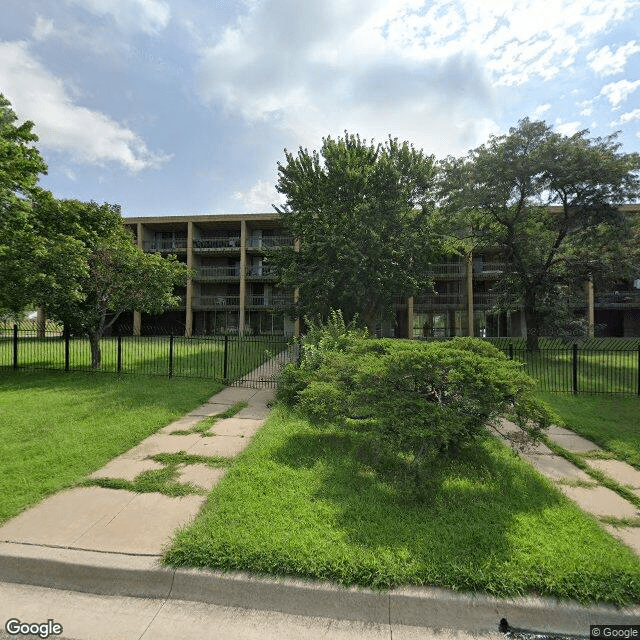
0;370;222;523
537;393;640;468
164;404;640;606
170;401;248;436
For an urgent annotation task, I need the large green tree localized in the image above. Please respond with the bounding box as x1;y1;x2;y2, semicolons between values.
272;132;442;332
0;95;189;365
0;93;49;314
37;199;190;368
439;118;640;349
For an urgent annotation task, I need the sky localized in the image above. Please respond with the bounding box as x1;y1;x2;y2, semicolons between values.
1;0;640;218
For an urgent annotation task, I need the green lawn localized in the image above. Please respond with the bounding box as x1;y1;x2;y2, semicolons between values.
164;404;640;606
0;334;290;380
0;370;223;523
538;393;640;468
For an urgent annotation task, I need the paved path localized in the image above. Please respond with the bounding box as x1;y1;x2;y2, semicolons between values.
1;377;639;637
491;419;640;555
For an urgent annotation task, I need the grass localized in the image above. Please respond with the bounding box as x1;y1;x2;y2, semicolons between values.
80;451;233;497
538;393;640;468
0;334;291;381
170;401;248;436
164;404;640;606
0;370;223;523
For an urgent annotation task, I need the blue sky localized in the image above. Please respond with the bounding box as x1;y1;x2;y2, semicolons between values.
2;0;640;217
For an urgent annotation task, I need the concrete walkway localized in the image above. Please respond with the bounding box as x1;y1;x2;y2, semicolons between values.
491;419;640;555
1;384;640;637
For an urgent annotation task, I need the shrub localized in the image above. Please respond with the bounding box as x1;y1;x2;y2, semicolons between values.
276;311;554;479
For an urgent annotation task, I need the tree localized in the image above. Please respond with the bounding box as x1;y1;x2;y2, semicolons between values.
439;118;640;350
271;132;442;333
0;93;49;315
38;199;190;368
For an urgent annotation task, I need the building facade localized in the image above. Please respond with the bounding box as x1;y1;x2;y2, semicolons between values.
124;211;640;339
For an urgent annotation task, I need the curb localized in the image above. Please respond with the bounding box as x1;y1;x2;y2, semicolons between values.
1;542;639;636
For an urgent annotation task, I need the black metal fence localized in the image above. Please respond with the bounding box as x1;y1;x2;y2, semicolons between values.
491;338;640;395
0;324;298;386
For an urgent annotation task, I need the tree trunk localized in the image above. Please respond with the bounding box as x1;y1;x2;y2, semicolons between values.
524;306;540;352
89;331;101;369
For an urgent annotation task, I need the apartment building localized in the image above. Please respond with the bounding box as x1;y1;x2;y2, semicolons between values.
124;211;640;338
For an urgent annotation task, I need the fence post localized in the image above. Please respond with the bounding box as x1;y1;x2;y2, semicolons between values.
508;344;513;360
117;332;122;373
64;325;70;372
223;334;229;380
13;324;18;369
637;345;640;397
572;343;578;394
168;334;174;379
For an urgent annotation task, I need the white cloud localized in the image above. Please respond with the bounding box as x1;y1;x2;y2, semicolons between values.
554;119;582;136
612;108;640;125
0;41;171;172
195;0;639;158
233;180;285;213
587;41;640;76
532;103;551;119
600;79;640;107
65;0;171;35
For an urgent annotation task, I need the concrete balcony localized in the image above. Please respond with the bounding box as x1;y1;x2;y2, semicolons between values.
245;265;278;279
246;236;294;250
426;263;466;278
195;267;240;281
245;294;293;309
473;263;507;279
414;294;465;309
192;296;240;309
143;239;187;252
193;237;241;252
473;292;499;308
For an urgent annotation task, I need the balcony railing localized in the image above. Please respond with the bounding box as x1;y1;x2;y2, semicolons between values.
595;292;640;308
144;239;187;252
414;294;465;308
196;267;240;280
426;263;465;277
245;294;293;308
193;237;241;250
245;265;278;278
192;296;241;309
246;236;294;249
473;293;499;307
473;263;507;277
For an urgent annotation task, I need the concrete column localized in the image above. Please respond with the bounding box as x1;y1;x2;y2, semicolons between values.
466;252;474;337
36;307;46;338
134;222;144;336
407;296;414;339
239;221;247;335
185;221;194;337
586;278;595;339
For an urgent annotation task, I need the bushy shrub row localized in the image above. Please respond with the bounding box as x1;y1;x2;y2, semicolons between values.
277;311;553;472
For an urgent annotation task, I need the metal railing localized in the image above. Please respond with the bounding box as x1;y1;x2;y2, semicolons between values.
246;236;294;248
196;267;240;280
595;292;640;308
192;296;241;308
193;237;241;250
143;239;187;251
426;263;465;277
1;324;297;385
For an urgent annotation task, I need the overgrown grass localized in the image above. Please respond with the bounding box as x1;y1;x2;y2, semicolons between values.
0;370;223;523
0;334;290;381
171;401;248;436
80;451;233;497
538;393;640;468
164;404;640;606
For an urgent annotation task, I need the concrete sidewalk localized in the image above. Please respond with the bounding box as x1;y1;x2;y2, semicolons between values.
1;386;639;637
491;419;640;555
